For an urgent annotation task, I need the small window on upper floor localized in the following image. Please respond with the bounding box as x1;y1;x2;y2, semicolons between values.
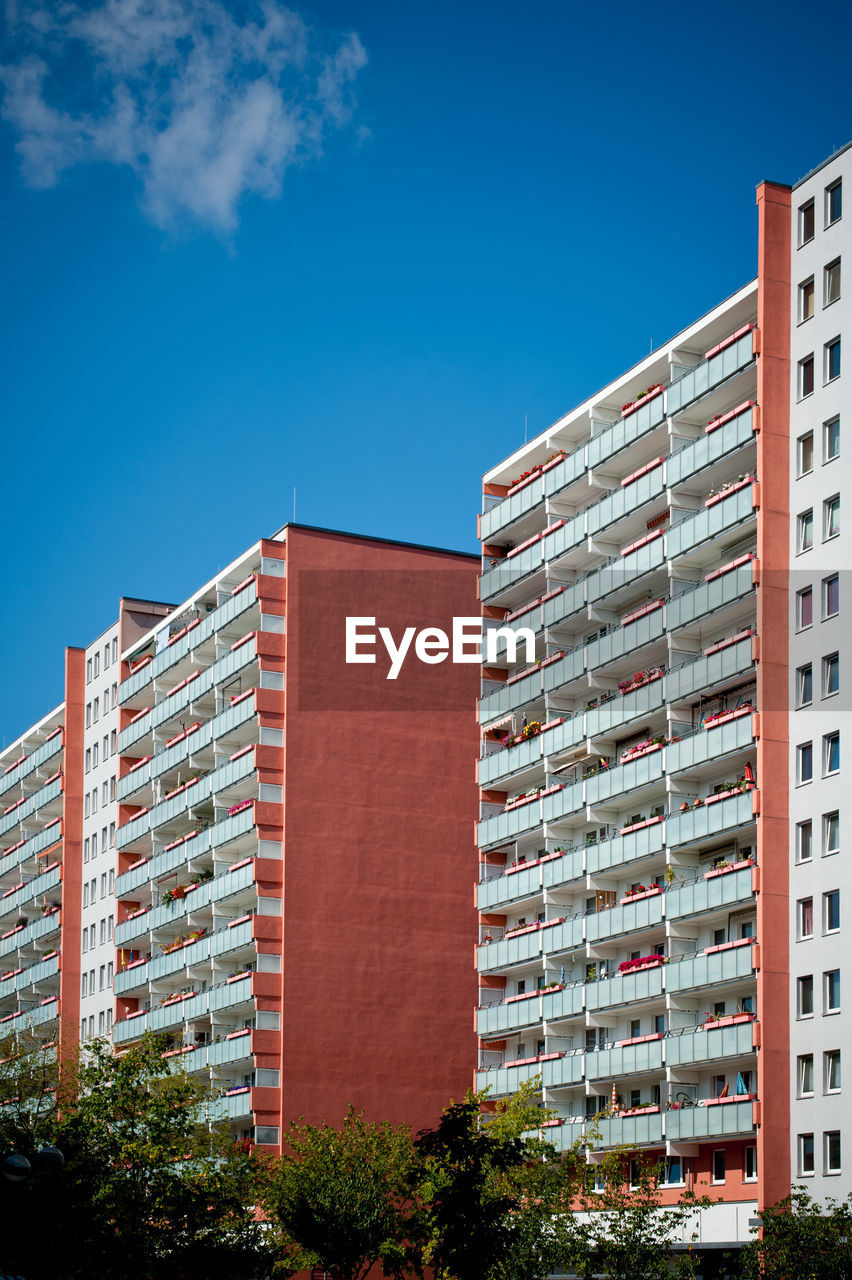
800;199;816;245
797;663;813;706
798;585;814;628
823;574;839;618
824;416;840;461
798;897;814;939
823;731;840;776
799;354;815;399
93;653;99;678
798;1053;814;1096
798;509;814;552
823;889;840;934
86;658;92;684
824;495;840;540
798;431;814;475
103;644;110;669
825;337;842;383
799;277;815;322
798;741;814;784
797;819;813;863
825;259;841;306
112;638;118;663
823;652;840;697
826;180;842;227
824;811;840;857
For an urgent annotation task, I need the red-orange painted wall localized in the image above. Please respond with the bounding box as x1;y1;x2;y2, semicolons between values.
755;179;792;1211
279;526;480;1133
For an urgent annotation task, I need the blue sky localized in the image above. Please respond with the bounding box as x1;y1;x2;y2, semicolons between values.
1;0;851;741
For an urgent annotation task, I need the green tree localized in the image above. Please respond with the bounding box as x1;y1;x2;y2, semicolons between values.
414;1082;584;1280
740;1186;852;1280
570;1150;705;1280
0;1031;277;1280
266;1105;421;1280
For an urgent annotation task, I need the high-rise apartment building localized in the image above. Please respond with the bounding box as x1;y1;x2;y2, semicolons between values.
475;143;851;1253
0;525;479;1149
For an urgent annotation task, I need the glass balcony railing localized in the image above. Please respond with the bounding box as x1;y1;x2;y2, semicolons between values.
117;751;256;851
584;963;665;1014
666;1020;755;1068
585;750;665;807
477;916;584;973
120;583;258;705
207;1091;254;1121
0;865;61;918
666;407;755;488
540;983;586;1022
586;1037;664;1082
479;669;544;725
478;846;585;912
0;776;62;842
586;608;665;672
665;638;754;704
115;806;256;898
585;895;664;946
543;513;587;562
541;1054;586;1089
540;579;586;629
666;790;754;851
0;954;60;1002
0;822;62;882
666;944;755;994
114;974;254;1045
114;919;254;995
543;446;588;499
587;465;666;538
666;565;754;632
666;331;755;417
479;732;547;790
667;714;754;774
0;734;63;804
1;999;58;1033
541;647;586;694
480;544;544;602
540;915;585;957
667;484;755;560
665;1097;754;1141
0;910;61;959
586;537;666;604
668;866;754;923
588;395;666;469
541;781;585;824
586;679;665;740
480;483;544;543
584;821;665;876
115;862;256;947
118;696;258;803
592;1111;664;1148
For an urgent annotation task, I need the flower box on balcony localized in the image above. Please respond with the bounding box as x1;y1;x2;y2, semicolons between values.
620;598;664;627
505;585;565;623
230;574;256;597
618;955;666;974
701;702;754;726
619;885;663;906
503;916;565;941
225;1085;250;1096
705;785;753;806
4;754;28;775
126;1008;147;1019
505;783;562;812
226;1027;251;1039
227;799;254;818
616;1031;664;1048
706;399;756;435
703;936;753;956
616;1104;661;1117
129;654;153;672
704;323;755;361
541;1118;565;1127
618;814;664;837
704;476;755;507
620;528;664;558
226;970;251;984
127;907;150;920
129;706;151;724
506;452;567;497
620;456;665;488
704;858;755;880
502;1050;563;1069
617;668;664;696
505;983;564;1004
619;742;664;766
703;1012;755;1029
703;633;755;658
701;1092;755;1107
621;384;663;418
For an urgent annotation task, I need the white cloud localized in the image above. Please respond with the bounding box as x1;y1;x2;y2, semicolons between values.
0;0;367;231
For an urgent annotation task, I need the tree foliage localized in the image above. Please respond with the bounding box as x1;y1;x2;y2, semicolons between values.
740;1186;852;1280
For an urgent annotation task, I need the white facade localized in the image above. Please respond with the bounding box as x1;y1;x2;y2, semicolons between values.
788;142;852;1198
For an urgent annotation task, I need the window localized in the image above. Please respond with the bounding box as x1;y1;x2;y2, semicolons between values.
798;1054;814;1096
824;415;840;460
108;869;114;893
824;811;839;857
744;1146;757;1181
106;1009;112;1032
99;965;105;990
80;1020;86;1041
824;890;840;933
655;1014;665;1034
108;914;114;940
109;822;116;847
797;585;814;628
100;873;107;899
101;781;108;805
799;354;815;398
101;828;107;854
824;495;840;539
798;974;814;1017
826;338;841;382
630;1019;641;1039
99;919;106;945
111;682;117;704
797;664;813;706
825;1131;842;1174
91;789;97;813
824;969;841;1013
798;742;813;784
93;653;99;678
92;697;99;722
110;730;116;754
798;898;814;939
81;927;88;952
823;574;839;618
823;731;840;776
84;794;90;818
112;638;118;663
823;653;839;697
85;747;91;773
107;961;114;988
102;688;109;713
825;259;841;306
92;743;98;768
103;643;110;669
797;819;813;862
798;509;814;552
661;1157;686;1187
799;278;815;322
86;658;92;683
110;776;116;801
83;837;89;864
85;703;91;728
800;199;815;245
98;1011;105;1036
826;180;842;226
82;883;89;909
799;1133;815;1176
825;1050;841;1093
798;431;814;474
81;973;87;998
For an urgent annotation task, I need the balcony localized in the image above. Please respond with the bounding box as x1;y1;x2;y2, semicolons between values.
115;861;257;947
478;846;584;912
584;963;666;1015
668;866;754;923
585;607;666;673
584;821;665;876
666;790;755;850
481;484;545;544
591;1110;664;1149
586;536;667;606
665;637;754;704
586;463;666;540
666;483;756;561
585;895;664;946
586;1037;664;1082
0;996;58;1033
477;982;584;1037
477;780;584;849
586;678;666;741
0;864;62;923
120;581;259;705
0;821;62;885
171;1028;256;1075
666;405;755;488
666;564;755;633
0;954;60;1003
666;1020;755;1068
117;750;257;852
0;732;63;804
666;329;755;417
480;543;545;603
667;713;755;774
585;750;665;807
666;944;755;994
477;915;584;973
114;918;255;996
113;973;254;1044
0;776;63;843
587;393;666;470
0;909;61;959
544;446;588;501
116;806;257;899
665;1097;755;1142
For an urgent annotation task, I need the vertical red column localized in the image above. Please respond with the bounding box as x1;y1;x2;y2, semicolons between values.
58;647;85;1061
755;179;792;1212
